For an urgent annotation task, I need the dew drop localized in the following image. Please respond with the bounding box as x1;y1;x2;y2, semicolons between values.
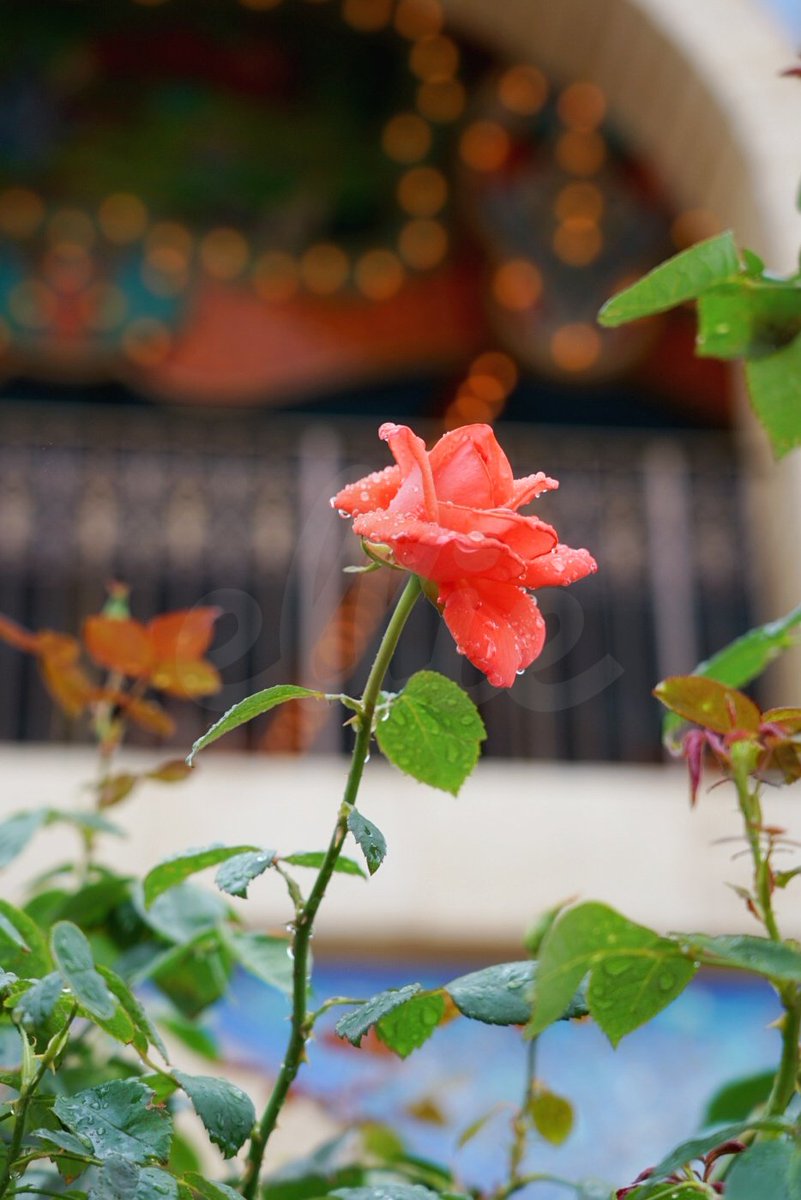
337;509;349;519
516;669;525;676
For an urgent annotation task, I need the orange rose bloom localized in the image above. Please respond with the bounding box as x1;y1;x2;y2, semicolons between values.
332;423;597;687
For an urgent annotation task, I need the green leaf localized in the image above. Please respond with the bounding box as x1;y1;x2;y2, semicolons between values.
745;331;801;457
29;1127;94;1158
678;933;801;981
696;278;801;359
173;1071;255;1158
0;898;50;976
51;921;116;1021
283;852;367;879
143;844;260;908
347;811;387;876
54;1079;173;1163
376;992;446;1058
224;931;293;996
0;809;47;868
645;1119;788;1184
89;1154;140;1199
529;1089;574;1146
336;984;423;1047
187;685;324;764
160;1014;219;1061
13;972;64;1031
528;902;696;1045
137;882;227;946
137;1167;180;1199
653;676;761;735
146;930;234;1019
598;231;740;326
727;1141;801;1200
58;877;132;927
97;965;170;1062
447;961;587;1026
214;849;275;898
703;1070;775;1125
376;671;486;795
179;1172;243;1200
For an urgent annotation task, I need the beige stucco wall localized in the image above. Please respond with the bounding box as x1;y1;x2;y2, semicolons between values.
3;746;800;948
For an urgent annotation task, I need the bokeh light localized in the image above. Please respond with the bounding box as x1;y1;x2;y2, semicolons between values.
492;259;543;311
252;251;299;303
393;0;444;40
459;121;511;173
300;243;349;294
98;193;148;245
409;35;459;82
557;81;607;132
397;166;448;217
343;0;392;31
355;249;405;300
497;64;548;116
416;78;466;123
0;188;45;239
550;322;601;372
397;218;448;270
382;112;433;164
555;130;607;176
200;228;250;280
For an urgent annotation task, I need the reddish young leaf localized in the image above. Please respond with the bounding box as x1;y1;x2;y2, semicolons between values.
148;608;221;662
83;616;153;677
150;658;222;699
36;632;96;717
0;613;38;653
763;707;801;734
147;759;193;783
98;773;140;809
122;695;176;738
654;676;761;735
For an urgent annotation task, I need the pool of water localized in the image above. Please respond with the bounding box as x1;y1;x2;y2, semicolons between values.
207;960;781;1198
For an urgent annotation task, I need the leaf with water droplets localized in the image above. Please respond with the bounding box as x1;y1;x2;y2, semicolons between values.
335;984;423;1047
143;844;261;908
187;685;325;763
376;992;446;1058
528;902;696;1046
375;671;485;795
447;961;587;1026
54;1079;173;1164
173;1072;256;1158
51;920;117;1021
347;810;386;875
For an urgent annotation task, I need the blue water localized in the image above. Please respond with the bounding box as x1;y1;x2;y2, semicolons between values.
208;962;782;1198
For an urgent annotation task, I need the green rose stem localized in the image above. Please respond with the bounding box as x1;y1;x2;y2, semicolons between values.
734;772;801;1119
240;573;422;1200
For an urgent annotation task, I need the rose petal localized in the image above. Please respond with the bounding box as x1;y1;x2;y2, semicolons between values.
352;511;526;583
437;501;557;561
428;424;515;508
439;579;546;688
331;465;402;517
523;545;598;589
379;422;438;520
511;472;559;508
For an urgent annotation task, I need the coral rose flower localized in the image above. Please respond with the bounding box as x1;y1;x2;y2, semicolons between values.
332;423;597;687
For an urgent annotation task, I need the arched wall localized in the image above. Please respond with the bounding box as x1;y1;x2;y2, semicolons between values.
445;0;801;689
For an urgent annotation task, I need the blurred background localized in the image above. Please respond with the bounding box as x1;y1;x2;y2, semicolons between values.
1;0;799;764
1;2;801;1189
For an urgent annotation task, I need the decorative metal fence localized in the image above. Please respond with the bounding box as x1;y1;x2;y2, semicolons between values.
0;402;754;761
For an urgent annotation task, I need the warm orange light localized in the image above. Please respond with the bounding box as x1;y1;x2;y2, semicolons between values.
200;228;250;280
146;221;193;258
554;182;604;223
397;166;448;217
343;0;392;30
670;208;723;249
394;0;444;40
555;130;606;176
469;350;519;395
397;218;448;270
355;249;405;301
459;121;511;173
498;64;548;116
0;188;45;239
47;208;95;250
453;390;497;421
492;260;543;311
409;35;459;82
557;81;606;132
98;193;148;244
550;323;601;372
252;251;299;302
416;79;466;123
300;243;349;294
8;281;56;330
553;218;603;267
122;318;172;366
382;112;433;164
